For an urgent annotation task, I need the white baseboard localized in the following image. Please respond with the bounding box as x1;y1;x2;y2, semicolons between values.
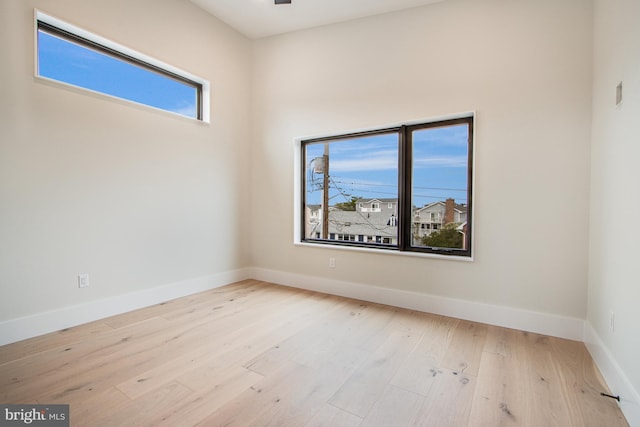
0;268;252;346
251;268;585;341
584;322;640;426
0;267;585;345
3;266;635;425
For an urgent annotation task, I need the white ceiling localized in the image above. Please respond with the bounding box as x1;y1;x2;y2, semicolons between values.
190;0;445;39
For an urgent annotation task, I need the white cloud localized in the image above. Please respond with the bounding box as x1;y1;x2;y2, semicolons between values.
171;102;197;118
330;151;466;171
413;155;468;168
330;150;398;171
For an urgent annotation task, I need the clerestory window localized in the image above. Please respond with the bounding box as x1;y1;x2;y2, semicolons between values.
36;11;209;122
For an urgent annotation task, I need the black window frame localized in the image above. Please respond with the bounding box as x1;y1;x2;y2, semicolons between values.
36;14;205;121
300;115;474;258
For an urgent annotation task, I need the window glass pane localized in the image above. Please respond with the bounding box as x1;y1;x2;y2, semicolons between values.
304;133;399;246
37;28;199;119
411;123;470;250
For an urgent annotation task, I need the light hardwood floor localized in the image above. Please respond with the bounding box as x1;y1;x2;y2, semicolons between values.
0;280;629;426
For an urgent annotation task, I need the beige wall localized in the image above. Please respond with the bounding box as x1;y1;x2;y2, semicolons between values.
0;0;252;320
589;0;640;404
250;0;593;318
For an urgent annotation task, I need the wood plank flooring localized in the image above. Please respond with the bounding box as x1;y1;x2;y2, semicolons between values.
0;280;629;426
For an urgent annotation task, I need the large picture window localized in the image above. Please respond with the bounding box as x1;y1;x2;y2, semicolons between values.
300;115;474;257
35;11;209;122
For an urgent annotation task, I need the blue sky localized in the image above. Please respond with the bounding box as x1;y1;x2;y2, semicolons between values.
37;30;197;119
305;124;469;207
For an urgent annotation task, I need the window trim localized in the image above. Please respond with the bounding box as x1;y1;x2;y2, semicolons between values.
294;112;475;260
34;10;210;122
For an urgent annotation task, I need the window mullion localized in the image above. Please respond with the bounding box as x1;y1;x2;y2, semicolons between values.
398;126;410;251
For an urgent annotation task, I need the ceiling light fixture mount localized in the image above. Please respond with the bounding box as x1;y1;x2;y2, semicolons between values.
275;0;291;4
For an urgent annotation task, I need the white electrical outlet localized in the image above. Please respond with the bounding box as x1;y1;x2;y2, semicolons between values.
78;273;90;288
329;257;336;268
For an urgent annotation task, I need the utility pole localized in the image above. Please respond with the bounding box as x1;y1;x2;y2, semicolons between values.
322;143;329;239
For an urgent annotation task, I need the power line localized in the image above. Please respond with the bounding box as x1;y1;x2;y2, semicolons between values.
328;176;395;233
